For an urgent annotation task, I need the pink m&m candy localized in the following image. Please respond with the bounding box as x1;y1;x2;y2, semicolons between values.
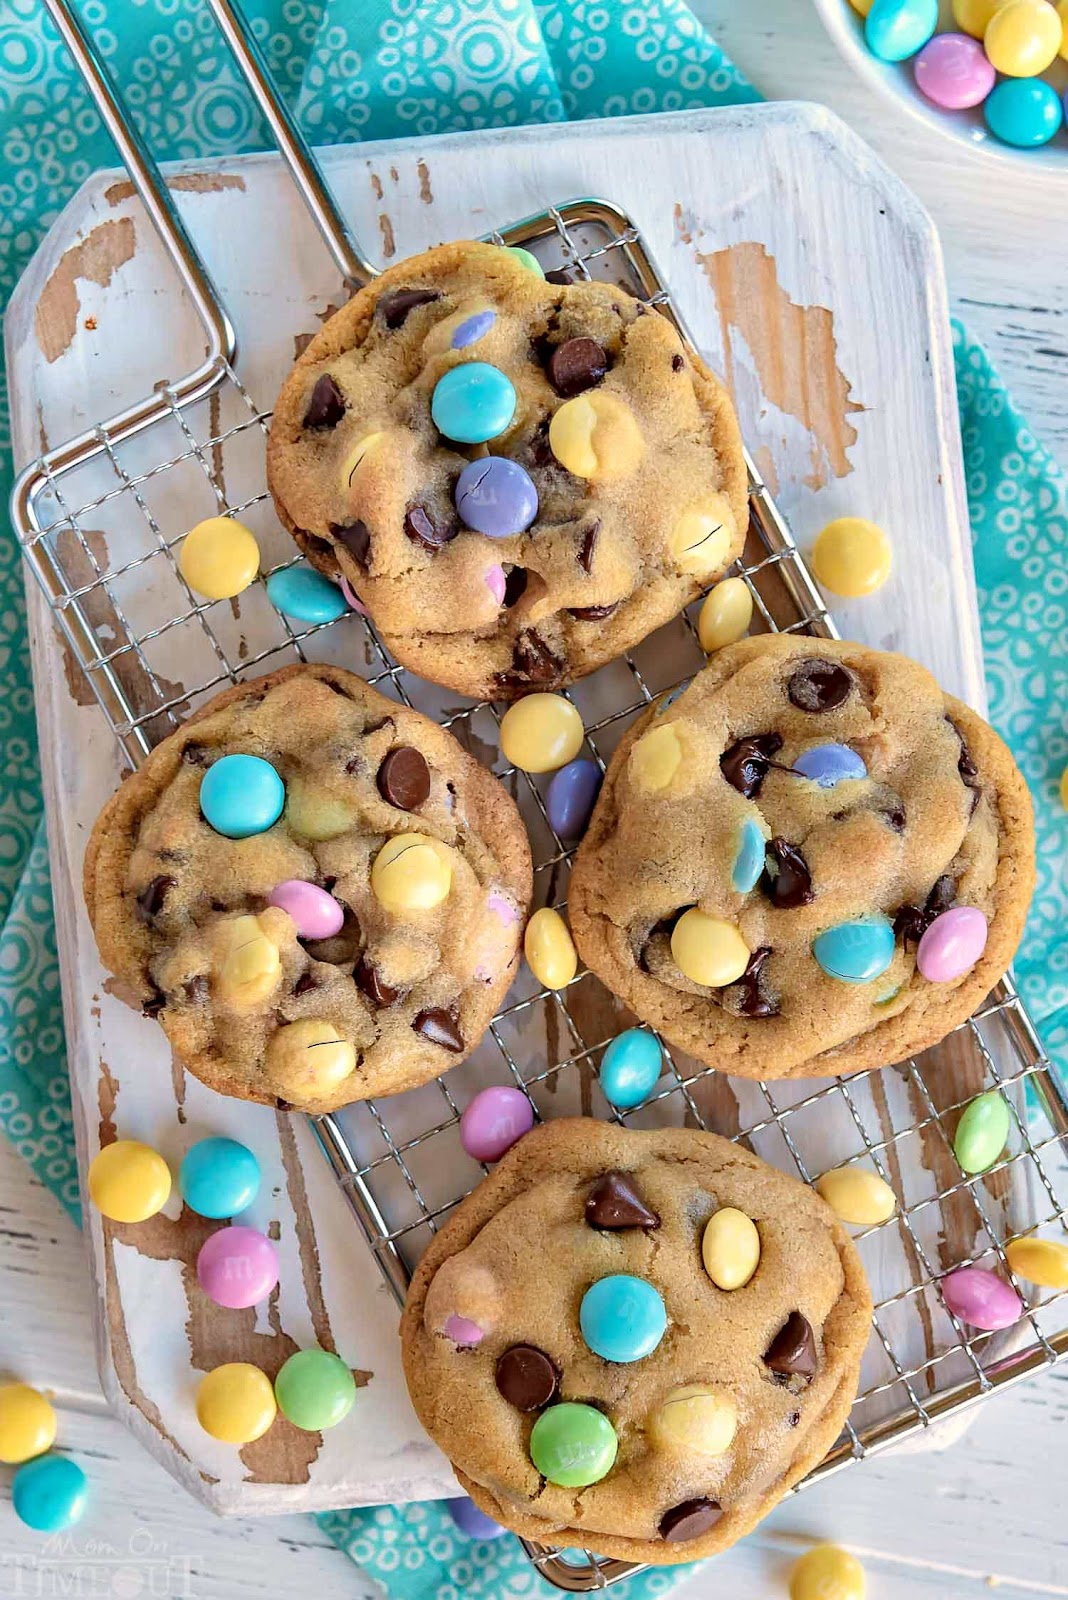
917;906;988;982
197;1225;279;1309
941;1265;1023;1331
913;32;995;108
443;1314;484;1347
484;565;507;606
267;879;345;940
340;577;368;617
460;1087;534;1163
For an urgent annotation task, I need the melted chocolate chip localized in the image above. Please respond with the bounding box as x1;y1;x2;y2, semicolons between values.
495;1345;559;1411
763;1312;817;1382
181;741;211;767
303;373;345;430
502;566;528;607
293;972;319;996
377;746;431;811
658;1499;721;1543
354;956;399;1008
788;1409;801;1428
142;987;166;1018
547;337;608;398
379;287;441;329
720;733;785;798
404;504;456;552
544;267;576;286
182;975;209;1005
671;353;685;373
585;1172;660;1231
894;874;957;947
787;658;854;713
330;520;371;566
413;1007;464;1051
761;839;814;909
568;603;618;621
893;905;927;946
496;632;562;691
577;520;600;574
723;946;779;1019
137;875;175;920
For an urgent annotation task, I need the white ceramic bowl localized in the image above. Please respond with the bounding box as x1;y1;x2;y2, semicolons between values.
812;0;1068;171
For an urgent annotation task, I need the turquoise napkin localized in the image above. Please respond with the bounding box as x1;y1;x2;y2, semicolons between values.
0;2;1063;1595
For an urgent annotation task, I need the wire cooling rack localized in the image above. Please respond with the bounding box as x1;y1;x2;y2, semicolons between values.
13;1;1068;1590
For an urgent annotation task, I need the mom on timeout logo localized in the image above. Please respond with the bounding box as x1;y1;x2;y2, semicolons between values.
0;1529;193;1596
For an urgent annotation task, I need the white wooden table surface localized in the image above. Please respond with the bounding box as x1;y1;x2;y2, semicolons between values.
3;1;1066;1594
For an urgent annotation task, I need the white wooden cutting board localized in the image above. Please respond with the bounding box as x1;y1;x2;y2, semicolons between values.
5;102;1002;1517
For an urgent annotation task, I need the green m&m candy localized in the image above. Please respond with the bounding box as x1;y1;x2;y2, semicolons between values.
529;1402;617;1488
954;1090;1011;1176
274;1349;356;1432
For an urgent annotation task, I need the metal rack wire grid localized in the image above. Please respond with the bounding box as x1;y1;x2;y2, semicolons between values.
13;3;1068;1591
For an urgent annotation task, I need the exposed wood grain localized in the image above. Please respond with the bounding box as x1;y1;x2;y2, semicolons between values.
34;218;136;363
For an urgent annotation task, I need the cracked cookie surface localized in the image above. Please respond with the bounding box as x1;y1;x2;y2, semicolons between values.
266;241;747;699
400;1119;871;1563
84;664;531;1110
568;636;1035;1080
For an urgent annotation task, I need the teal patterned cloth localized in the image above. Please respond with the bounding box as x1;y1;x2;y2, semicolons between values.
0;2;1064;1595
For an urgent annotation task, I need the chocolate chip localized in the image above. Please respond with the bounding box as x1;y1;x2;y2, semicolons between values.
577;520;600;574
568;603;618;621
884;805;907;831
893;904;927;947
495;1345;559;1411
303;374;345;430
658;1499;721;1543
896;875;956;946
137;875;175;920
527;420;554;468
948;718;981;790
292;973;318;997
502;566;528;607
354;956;399;1008
544;267;576;285
142;987;166;1018
547;337;608;398
330;520;371;567
722;946;779;1019
789;1409;801;1428
671;353;685;373
496;631;562;691
404;504;457;552
377;746;431;812
413;1007;464;1051
181;975;209;1005
763;1312;816;1382
761;839;814;910
182;741;211;767
720;733;784;798
787;658;854;713
585;1172;660;1231
378;287;441;329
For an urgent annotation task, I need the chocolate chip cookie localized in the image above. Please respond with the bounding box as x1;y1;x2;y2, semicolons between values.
568;636;1035;1080
401;1119;871;1563
84;664;531;1110
266;241;748;699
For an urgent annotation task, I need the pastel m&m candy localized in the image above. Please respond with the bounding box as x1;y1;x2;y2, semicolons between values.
953;1090;1010;1174
812;916;895;983
179;516;260;601
790;1544;866;1600
12;1455;88;1532
88;1139;171;1223
504;246;545;276
913;32;995;107
794;743;867;788
268;879;345;939
200;754;284;839
451;309;497;349
0;1384;57;1464
432;362;516;444
274;1349;356;1431
702;1208;761;1289
215;914;282;1007
1005;1235;1068;1289
546;758;601;838
446;1495;506;1538
731;815;767;893
460;1086;534;1163
197;1225;279;1309
650;1385;738;1457
197;1363;277;1443
698;576;753;652
580;1274;666;1363
266;564;347;624
284;777;353;842
941;1264;1022;1329
865;0;938;59
180;1136;260;1219
529;1402;617;1487
499;693;584;773
671;909;750;988
916;905;988;981
669;502;732;576
524;907;578;990
599;1028;663;1109
985;76;1064;145
952;0;1000;33
371;833;452;912
984;0;1062;76
811;517;891;597
455;456;538;538
816;1166;897;1226
630;723;683;791
549;392;644;482
265;1019;356;1100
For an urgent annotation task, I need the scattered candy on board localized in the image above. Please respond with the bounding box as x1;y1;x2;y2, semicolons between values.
529;1402;617;1487
545;758;601;838
984;76;1064;145
790;1543;867;1600
88;1138;171;1223
196;1224;279;1309
941;1263;1023;1329
953;1090;1011;1174
445;1495;507;1539
701;1208;761;1289
200;753;285;839
598;1028;663;1109
460;1086;535;1163
265;563;348;624
274;1349;357;1431
816;1167;897;1226
579;1274;667;1363
12;1454;88;1532
914;31;996;106
524;906;578;990
811;515;892;597
1005;1235;1068;1289
196;1363;278;1444
865;0;938;62
179;515;260;601
0;1384;57;1465
499;693;585;772
179;1136;261;1219
697;576;753;651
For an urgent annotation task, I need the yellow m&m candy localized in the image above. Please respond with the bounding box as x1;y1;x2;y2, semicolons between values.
179;516;260;601
215;915;282;1008
1005;1235;1068;1289
811;517;891;598
629;724;683;792
524;907;578;990
790;1544;866;1600
196;1363;277;1444
984;0;1062;75
88;1139;171;1223
0;1385;57;1465
339;431;387;492
670;502;733;577
952;0;1001;32
1058;0;1068;57
548;392;644;481
266;1019;356;1100
697;577;753;652
650;1385;738;1457
499;694;584;773
671;910;749;988
371;833;452;912
285;777;355;842
702;1208;761;1290
816;1166;896;1227
847;0;874;12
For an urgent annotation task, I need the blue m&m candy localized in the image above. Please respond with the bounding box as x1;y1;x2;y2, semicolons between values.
266;564;347;625
599;1028;663;1109
180;1137;261;1220
984;78;1063;148
794;743;867;789
455;456;538;538
431;363;516;444
200;754;284;839
580;1274;666;1363
451;309;497;350
546;758;601;839
731;816;767;893
813;916;895;984
13;1455;88;1532
865;0;937;60
446;1495;506;1539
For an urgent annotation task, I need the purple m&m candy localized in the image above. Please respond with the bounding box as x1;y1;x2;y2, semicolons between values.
447;1495;506;1539
460;1086;534;1163
793;743;867;788
941;1265;1022;1331
913;33;994;110
917;906;988;983
268;879;345;940
451;310;497;350
546;759;602;839
197;1225;279;1309
455;457;538;539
